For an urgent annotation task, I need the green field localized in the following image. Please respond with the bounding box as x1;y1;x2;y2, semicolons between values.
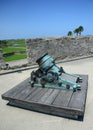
3;47;26;53
7;39;26;47
1;39;27;62
5;54;27;62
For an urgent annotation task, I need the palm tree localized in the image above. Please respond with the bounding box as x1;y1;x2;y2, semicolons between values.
74;28;80;36
78;26;84;36
67;31;73;36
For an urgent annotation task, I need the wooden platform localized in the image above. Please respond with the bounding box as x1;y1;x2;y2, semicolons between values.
2;75;88;121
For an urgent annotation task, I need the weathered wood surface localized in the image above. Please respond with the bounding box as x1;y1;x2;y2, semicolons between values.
2;75;88;120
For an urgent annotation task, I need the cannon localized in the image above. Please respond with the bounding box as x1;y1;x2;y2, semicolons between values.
29;53;82;92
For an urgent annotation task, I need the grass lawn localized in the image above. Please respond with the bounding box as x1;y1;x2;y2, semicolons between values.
5;54;27;62
1;39;27;62
3;47;26;53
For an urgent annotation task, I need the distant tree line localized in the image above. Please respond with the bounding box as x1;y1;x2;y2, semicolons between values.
67;26;84;36
0;40;8;48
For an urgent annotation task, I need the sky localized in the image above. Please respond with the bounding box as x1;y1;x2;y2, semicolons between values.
0;0;93;40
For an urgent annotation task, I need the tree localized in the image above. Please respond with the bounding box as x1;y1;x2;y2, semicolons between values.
74;28;80;36
67;26;84;37
67;31;73;36
78;26;84;36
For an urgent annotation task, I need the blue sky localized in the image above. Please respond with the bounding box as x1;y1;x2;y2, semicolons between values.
0;0;93;40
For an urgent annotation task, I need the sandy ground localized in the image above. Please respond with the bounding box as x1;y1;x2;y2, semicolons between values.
0;57;93;130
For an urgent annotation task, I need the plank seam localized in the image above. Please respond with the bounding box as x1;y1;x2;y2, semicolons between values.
51;90;61;105
67;92;74;107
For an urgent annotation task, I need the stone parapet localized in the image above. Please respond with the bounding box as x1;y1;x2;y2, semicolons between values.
0;48;6;69
26;36;93;65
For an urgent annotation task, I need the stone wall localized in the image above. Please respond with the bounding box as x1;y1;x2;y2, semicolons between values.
26;36;93;65
0;48;6;68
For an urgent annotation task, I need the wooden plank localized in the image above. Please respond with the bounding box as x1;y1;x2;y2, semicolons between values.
38;89;54;104
25;88;43;100
43;89;60;105
2;78;30;99
52;90;73;107
68;75;88;111
13;86;37;100
29;88;48;102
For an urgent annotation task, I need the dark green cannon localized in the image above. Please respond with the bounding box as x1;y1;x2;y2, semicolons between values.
30;53;82;92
